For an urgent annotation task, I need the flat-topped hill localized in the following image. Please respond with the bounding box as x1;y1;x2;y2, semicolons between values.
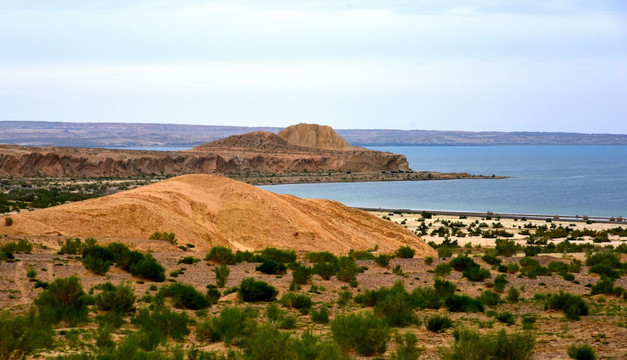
2;174;435;255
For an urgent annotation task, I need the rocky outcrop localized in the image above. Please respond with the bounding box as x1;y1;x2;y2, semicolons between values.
0;124;410;177
3;174;435;255
278;123;359;150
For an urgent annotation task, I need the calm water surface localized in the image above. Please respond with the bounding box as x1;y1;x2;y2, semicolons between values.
260;146;627;218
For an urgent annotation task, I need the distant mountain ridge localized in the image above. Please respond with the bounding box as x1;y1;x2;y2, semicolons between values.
1;121;625;146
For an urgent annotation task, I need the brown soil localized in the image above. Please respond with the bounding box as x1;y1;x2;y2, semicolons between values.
1;174;434;255
277;123;360;150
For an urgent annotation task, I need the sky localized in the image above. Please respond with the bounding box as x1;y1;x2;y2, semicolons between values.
0;0;626;133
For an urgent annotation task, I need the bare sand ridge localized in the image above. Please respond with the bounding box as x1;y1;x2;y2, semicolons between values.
2;174;435;255
277;123;359;150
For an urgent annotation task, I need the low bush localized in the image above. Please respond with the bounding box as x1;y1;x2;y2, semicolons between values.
196;306;257;346
82;245;115;275
439;328;534;360
349;249;376;260
522;315;536;330
434;278;457;298
590;276;624;296
241;323;292;360
238;278;278;302
463;266;491;282
588;264;620;279
391;332;423;360
205;246;236;265
331;311;389;356
445;294;484;313
434;263;452;276
94;281;136;314
35;276;89;325
426;314;453;333
396;246;416;258
214;264;230;288
149;231;177;245
59;238;83;255
128;254;165;282
567;344;596;360
291;263;313;285
355;281;419;326
495;239;518;257
480;290;501;307
412;286;442;309
545;291;588;320
495;312;516;326
449;255;479;272
131;307;190;350
507;287;520;303
337;256;361;283
310;307;330;324
259;247;297;263
375;254;392;267
280;293;313;313
493;274;509;292
305;251;337;263
425;256;434;265
206;285;221;304
177;256;200;265
158;283;210;310
313;261;337;280
256;260;286;275
0;310;54;359
482;254;502;266
585;252;620;269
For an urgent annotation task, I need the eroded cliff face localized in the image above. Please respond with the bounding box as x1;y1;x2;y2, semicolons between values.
278;123;359;151
0;144;409;177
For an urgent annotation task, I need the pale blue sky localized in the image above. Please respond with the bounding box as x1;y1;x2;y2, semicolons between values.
0;1;625;133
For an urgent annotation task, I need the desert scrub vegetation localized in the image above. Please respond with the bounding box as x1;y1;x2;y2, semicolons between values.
148;231;177;245
0;309;53;359
157;283;210;310
545;291;589;320
35;276;90;326
439;328;534;360
93;281;136;315
331;311;389;356
238;278;278;302
396;245;416;258
79;241;166;281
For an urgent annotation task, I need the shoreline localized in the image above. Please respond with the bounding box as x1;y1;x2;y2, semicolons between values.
356;207;626;224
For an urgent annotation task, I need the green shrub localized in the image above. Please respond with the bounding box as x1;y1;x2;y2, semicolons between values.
374;283;419;327
149;231;177;244
375;254;392;267
588;264;619;279
196;306;257;346
463;266;491;282
482;254;502;266
0;310;53;359
206;285;221;304
158;283;210;310
291;330;344;360
94;281;136;314
524;245;542;257
590;276;624;296
259;247;297;263
434;263;452;276
4;216;12;226
178;256;200;265
82;245;115;275
349;249;376;260
291;263;313;285
396;246;416;258
507;287;520;303
567;344;596;360
495;312;516;325
425;256;434;265
426;314;453;333
129;254;165;282
310;307;330;324
450;255;479;272
256;260;287;275
337;290;352;307
205;246;236;265
548;261;569;274
545;291;588;320
412;286;442;309
585;252;620;269
569;259;582;273
495;239;518;257
241;323;292;360
280;293;312;313
26;268;37;279
522;315;536;330
391;332;423;360
331;311;389;356
312;262;337;280
439;328;535;360
131;307;190;350
305;251;337;263
438;246;454;258
434;278;457;298
337;256;360;283
445;294;484;313
238;278;278;302
480;290;501;307
35;276;89;325
214;264;230;288
493;274;509;292
59;238;83;255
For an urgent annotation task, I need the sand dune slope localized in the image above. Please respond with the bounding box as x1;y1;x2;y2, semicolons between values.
3;175;435;255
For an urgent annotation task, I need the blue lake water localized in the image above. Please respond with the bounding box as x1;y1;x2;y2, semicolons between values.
259;146;627;218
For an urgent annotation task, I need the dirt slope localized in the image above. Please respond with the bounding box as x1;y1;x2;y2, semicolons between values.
2;175;434;256
278;123;359;150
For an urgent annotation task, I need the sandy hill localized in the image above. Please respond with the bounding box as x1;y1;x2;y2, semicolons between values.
191;131;297;153
3;175;434;255
278;123;360;151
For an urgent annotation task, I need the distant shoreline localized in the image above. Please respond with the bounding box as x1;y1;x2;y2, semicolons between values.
358;207;626;224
